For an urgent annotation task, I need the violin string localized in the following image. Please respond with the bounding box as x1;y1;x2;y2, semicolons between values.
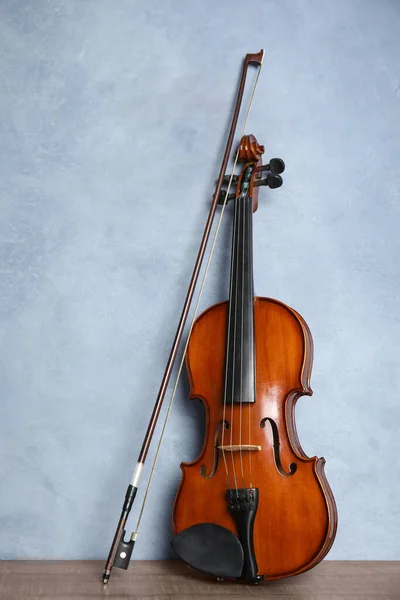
132;62;263;536
249;196;254;489
239;193;245;489
228;189;239;494
223;186;239;492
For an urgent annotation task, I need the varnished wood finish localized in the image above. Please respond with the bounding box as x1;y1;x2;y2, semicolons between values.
173;297;338;580
238;134;265;162
1;561;399;599
246;50;264;65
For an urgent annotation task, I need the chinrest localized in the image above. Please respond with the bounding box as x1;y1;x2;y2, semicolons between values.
171;522;244;578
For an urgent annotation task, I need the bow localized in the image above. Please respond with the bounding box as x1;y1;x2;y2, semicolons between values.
102;50;264;585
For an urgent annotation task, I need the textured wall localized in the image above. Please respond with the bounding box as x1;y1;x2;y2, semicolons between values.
1;0;399;561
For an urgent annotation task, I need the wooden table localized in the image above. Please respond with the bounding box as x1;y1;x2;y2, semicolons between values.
0;560;399;599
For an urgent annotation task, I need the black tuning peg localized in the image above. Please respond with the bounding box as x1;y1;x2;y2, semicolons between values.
268;158;285;175
217;189;236;205
222;174;239;184
266;173;283;188
254;174;283;189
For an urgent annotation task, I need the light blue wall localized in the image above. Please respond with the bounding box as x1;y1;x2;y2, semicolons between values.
1;0;400;561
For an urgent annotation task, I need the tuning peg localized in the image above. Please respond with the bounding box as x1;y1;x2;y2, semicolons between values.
266;173;283;188
222;174;239;184
268;158;285;175
254;174;283;189
217;189;236;205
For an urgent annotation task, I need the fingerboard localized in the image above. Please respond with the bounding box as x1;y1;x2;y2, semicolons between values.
224;190;255;405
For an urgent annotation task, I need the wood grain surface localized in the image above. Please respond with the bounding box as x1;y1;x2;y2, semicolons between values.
174;298;337;578
0;560;399;600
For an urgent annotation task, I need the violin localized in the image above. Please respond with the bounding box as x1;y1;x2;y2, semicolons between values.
103;50;337;585
171;133;338;582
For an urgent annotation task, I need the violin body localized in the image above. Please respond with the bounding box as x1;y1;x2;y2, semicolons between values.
173;297;337;580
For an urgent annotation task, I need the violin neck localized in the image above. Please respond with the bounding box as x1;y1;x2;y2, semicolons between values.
224;191;256;405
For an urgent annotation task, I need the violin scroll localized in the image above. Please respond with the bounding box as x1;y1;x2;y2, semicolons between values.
217;134;285;209
238;134;265;162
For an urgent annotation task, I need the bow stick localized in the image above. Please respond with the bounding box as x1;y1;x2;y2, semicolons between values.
102;49;264;585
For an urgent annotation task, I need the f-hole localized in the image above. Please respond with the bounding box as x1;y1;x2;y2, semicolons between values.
200;420;229;479
260;417;297;476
